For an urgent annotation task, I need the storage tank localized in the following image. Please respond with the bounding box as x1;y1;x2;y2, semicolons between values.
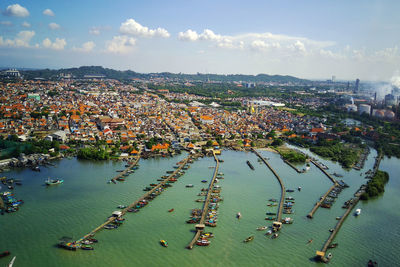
359;104;371;115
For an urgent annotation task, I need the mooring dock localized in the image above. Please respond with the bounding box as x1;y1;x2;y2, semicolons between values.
316;153;383;263
307;160;339;219
111;152;141;183
252;149;285;222
187;151;219;249
74;155;191;245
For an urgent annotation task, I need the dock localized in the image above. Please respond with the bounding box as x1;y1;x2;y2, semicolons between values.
307;160;339;219
316;153;383;263
111;151;141;183
0;196;4;210
252;149;286;222
283;159;305;173
187;151;219;249
74;155;191;245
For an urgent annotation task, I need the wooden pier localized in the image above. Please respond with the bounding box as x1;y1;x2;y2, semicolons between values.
187;151;219;249
111;151;141;183
316;153;383;262
74;155;191;244
252;149;286;222
307;160;339;219
0;196;4;210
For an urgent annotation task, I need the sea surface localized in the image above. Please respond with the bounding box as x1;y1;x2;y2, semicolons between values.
0;149;399;267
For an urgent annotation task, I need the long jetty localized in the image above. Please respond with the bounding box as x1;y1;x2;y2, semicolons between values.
187;151;219;249
0;196;4;210
252;148;285;222
316;152;383;262
75;155;191;244
111;151;141;183
307;160;339;219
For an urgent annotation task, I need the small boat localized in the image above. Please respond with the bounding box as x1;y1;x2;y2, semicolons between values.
266;212;276;215
81;245;94;250
307;239;313;244
201;180;207;183
236;212;241;219
8;256;16;267
0;251;10;258
196;239;210;246
257;226;268;231
355;208;361;216
117;205;126;209
168;208;174;212
104;224;118;229
329;229;334;232
243;235;254;243
328;243;338;249
336;216;341;220
246;160;255;170
327;253;333;259
186;184;194;188
160;240;168;247
45;178;63;185
265;230;273;235
272;233;279;239
298;186;302;191
286;189;295;192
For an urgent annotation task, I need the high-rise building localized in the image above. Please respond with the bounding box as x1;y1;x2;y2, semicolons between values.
354;79;360;94
332;75;336;82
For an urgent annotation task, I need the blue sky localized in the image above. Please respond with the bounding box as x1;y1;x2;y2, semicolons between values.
0;0;399;80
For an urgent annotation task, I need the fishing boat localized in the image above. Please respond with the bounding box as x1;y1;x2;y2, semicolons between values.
243;235;254;243
186;184;194;188
236;212;241;219
104;224;118;229
0;251;10;258
117;205;126;209
201;180;207;183
286;189;295;192
45;178;63;185
196;239;210;246
201;232;214;238
355;208;361;216
246;160;255;170
168;208;174;212
160;240;168;247
327;253;333;259
266;212;277;215
81;245;94;250
257;226;268;231
298;186;302;191
328;243;338;249
272;233;279;239
265;230;273;235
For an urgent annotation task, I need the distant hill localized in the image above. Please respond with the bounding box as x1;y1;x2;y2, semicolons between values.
20;66;309;83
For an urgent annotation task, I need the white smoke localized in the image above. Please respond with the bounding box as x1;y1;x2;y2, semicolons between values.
391;75;400;89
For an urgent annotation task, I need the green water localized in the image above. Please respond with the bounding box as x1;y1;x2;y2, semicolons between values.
0;149;399;266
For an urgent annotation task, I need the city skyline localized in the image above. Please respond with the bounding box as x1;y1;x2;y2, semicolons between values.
0;0;399;81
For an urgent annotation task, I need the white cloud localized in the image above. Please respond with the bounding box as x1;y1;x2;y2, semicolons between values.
4;4;29;17
43;9;55;16
0;21;12;26
22;21;30;28
49;22;60;30
120;19;170;38
178;29;199;41
73;41;96;52
89;28;100;35
0;30;35;47
106;35;136;53
42;38;66;50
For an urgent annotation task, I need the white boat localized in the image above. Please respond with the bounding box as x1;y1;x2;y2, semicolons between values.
45;178;63;185
236;212;241;219
355;208;361;216
8;256;16;267
257;226;268;231
185;184;194;188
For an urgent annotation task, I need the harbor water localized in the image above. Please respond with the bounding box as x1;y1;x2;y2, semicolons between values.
0;149;399;266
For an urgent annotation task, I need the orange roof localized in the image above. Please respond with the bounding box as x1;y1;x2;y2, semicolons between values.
151;143;170;151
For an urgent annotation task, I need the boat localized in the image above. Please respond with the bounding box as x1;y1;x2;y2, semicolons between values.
201;232;214;238
186;184;194;188
168;208;174;212
111;180;116;184
327;253;333;259
257;226;268;231
336;216;341;220
246;160;255;170
117;205;126;209
286;189;295;192
328;243;338;249
201;180;207;183
196;239;210;246
272;233;279;239
355;208;361;216
45;178;63;185
0;251;10;258
298;186;302;191
243;235;254;243
104;224;118;229
236;212;241;219
329;228;334;232
266;212;276;215
160;240;168;247
265;230;273;235
333;172;343;177
81;245;94;250
8;256;16;267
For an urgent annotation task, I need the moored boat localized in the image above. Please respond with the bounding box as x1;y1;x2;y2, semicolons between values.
45;178;63;185
355;208;361;216
168;208;174;212
160;240;168;247
236;212;241;219
243;235;254;243
0;251;10;258
257;226;268;231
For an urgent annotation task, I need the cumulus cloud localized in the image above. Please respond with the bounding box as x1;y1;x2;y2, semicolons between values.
22;21;30;28
120;19;170;38
43;9;55;16
73;41;95;52
0;30;35;47
89;28;100;35
178;29;199;41
106;35;136;53
42;37;66;50
4;4;29;17
0;21;12;26
49;22;60;30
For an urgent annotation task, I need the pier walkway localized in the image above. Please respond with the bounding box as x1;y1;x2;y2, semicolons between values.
0;196;4;210
111;151;141;183
316;153;383;262
75;155;191;244
307;160;339;219
187;151;219;249
252;149;286;223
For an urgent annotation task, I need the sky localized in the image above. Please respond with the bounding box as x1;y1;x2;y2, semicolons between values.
0;0;399;81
